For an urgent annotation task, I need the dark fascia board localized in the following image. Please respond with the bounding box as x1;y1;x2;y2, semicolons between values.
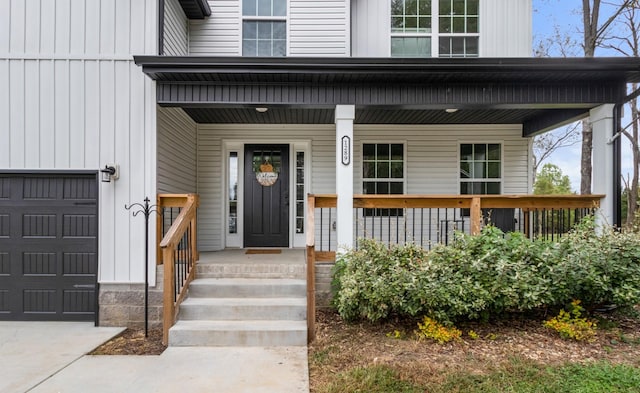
178;0;211;19
134;56;640;83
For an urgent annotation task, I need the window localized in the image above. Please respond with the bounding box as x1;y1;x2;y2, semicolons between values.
390;0;479;57
295;151;305;234
438;0;479;57
228;152;238;234
391;0;432;57
243;0;286;57
459;143;501;195
363;143;404;215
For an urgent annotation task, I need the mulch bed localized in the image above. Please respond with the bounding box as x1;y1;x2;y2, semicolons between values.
90;328;166;356
309;308;640;391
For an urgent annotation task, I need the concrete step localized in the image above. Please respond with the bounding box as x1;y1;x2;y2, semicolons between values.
188;278;306;298
196;263;305;279
169;320;308;346
178;297;307;321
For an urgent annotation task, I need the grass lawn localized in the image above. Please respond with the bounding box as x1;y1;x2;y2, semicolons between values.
309;309;640;393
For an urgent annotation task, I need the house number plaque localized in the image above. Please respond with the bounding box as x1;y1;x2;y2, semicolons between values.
341;136;351;165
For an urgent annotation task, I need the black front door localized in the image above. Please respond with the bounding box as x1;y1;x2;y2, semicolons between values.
244;144;289;247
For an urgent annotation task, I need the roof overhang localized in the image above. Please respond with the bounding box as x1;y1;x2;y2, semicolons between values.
177;0;211;19
134;56;640;136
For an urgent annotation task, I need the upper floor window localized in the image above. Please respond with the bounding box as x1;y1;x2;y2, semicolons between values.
243;0;287;56
391;0;432;57
390;0;479;58
439;0;479;57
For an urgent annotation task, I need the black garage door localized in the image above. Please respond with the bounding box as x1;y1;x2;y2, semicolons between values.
0;172;98;321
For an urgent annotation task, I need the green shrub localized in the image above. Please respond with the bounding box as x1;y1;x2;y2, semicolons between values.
331;238;427;321
331;217;640;324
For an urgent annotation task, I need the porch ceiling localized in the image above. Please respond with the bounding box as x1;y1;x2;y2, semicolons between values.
183;107;582;128
135;56;640;136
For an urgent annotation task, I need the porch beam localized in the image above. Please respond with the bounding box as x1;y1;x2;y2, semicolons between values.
335;105;355;252
155;82;625;108
522;109;589;137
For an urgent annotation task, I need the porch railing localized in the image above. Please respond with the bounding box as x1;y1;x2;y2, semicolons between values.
305;193;603;342
158;193;200;345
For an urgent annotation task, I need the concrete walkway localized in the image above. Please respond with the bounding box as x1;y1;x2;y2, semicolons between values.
0;322;309;393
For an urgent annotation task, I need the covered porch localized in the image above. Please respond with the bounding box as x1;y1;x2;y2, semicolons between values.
137;56;640;255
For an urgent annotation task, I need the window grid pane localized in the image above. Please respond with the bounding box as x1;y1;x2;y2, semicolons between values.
391;0;432;57
295;152;305;234
460;143;501;196
243;21;286;57
437;0;479;57
363;143;404;216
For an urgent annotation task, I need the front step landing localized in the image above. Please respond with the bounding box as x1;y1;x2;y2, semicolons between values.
169;320;307;346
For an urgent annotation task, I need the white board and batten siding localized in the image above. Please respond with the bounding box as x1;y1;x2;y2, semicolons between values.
352;0;532;57
480;0;532;57
164;0;189;56
195;124;530;251
0;0;159;285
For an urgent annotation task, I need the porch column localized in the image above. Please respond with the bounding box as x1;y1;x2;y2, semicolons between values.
591;104;615;228
335;105;355;252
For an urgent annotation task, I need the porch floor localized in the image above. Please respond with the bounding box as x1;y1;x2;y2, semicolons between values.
197;249;306;265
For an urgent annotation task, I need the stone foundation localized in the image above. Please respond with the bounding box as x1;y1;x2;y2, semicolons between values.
315;263;335;308
98;266;164;328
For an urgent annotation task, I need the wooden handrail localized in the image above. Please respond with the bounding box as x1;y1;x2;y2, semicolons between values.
159;193;199;345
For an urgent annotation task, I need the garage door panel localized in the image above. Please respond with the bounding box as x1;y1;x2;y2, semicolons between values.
63;177;97;200
22;177;61;199
63;289;95;314
63;214;97;237
63;253;97;276
22;214;57;238
0;214;8;237
0;173;98;321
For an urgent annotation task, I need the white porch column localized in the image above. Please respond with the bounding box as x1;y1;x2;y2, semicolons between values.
335;105;355;252
591;104;615;228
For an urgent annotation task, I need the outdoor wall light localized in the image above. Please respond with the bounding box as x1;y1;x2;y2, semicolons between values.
255;107;268;113
101;164;119;183
445;108;459;113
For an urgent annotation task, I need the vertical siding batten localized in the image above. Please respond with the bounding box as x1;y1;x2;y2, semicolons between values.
2;0;159;285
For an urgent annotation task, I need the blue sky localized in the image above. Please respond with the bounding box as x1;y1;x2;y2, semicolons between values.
532;1;635;192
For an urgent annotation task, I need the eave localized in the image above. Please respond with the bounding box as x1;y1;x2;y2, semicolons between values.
134;56;640;136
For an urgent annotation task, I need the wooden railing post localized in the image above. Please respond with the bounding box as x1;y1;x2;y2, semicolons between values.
470;196;482;235
306;194;317;343
162;244;175;346
156;194;163;265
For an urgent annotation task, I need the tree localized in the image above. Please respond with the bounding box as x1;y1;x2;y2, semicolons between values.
534;163;573;195
603;1;640;226
579;0;633;194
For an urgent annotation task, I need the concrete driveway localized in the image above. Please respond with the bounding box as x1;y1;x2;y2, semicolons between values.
0;322;124;392
0;322;309;393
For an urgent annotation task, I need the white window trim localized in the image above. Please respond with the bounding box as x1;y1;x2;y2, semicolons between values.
457;141;504;195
